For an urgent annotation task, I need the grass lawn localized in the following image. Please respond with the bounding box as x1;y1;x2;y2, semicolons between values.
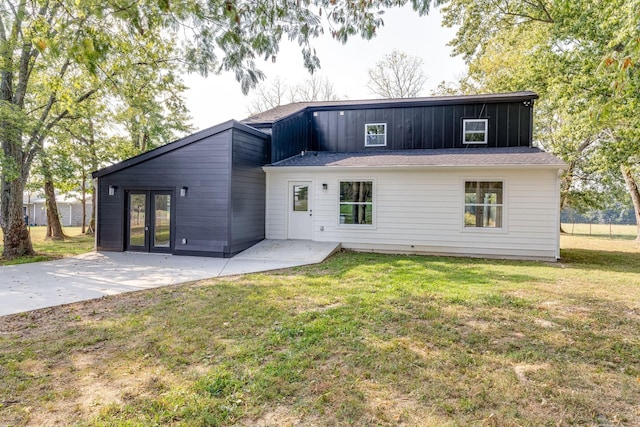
0;227;94;266
1;234;639;426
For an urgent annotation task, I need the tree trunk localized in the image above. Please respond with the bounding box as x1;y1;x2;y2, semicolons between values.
43;178;66;241
81;169;87;234
621;165;640;242
1;109;35;258
1;175;34;258
85;120;98;236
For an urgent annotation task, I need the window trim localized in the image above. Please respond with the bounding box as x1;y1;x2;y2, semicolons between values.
461;178;507;233
364;123;387;147
338;179;376;228
462;118;489;145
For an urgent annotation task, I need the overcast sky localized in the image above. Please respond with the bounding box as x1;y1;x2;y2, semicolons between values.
183;6;466;131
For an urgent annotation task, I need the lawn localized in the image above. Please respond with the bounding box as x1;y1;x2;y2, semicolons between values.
0;227;94;266
0;234;639;426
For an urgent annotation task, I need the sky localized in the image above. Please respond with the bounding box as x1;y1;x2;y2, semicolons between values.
183;6;467;132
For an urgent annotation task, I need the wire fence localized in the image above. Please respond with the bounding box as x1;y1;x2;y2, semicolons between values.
561;223;637;239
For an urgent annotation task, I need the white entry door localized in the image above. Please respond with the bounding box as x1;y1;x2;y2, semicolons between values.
288;181;313;240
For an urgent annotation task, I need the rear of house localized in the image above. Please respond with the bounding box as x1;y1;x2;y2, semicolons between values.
250;92;566;261
92;92;566;261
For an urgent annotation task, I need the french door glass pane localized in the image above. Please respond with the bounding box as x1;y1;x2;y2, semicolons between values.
129;194;146;247
154;194;171;247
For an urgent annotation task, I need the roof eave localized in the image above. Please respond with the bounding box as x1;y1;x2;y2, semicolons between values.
92;120;268;179
263;163;567;173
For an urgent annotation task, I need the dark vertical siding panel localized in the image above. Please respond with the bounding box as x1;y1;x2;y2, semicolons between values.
433;106;443;149
271;111;310;162
424;107;433;149
507;104;520;147
413;108;423;149
230;129;267;255
356;109;366;150
494;104;507;147
393;108;404;150
344;110;357;151
96;181;125;251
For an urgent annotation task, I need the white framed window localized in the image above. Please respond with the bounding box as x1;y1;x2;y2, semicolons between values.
464;181;503;228
463;119;488;144
339;181;373;225
365;123;387;147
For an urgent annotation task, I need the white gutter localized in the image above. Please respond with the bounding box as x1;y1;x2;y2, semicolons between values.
263;164;568;173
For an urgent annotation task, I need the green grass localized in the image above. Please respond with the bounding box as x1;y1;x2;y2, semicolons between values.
0;226;94;265
0;235;639;426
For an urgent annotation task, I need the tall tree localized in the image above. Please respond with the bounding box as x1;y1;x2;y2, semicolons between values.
1;0;437;258
366;49;427;98
248;75;340;115
438;0;640;239
291;75;340;102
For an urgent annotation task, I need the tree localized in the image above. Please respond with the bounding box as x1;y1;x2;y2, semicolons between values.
248;75;340;115
437;0;640;239
1;0;437;258
366;49;427;98
291;75;340;102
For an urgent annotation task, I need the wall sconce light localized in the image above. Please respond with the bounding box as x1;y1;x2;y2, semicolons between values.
180;187;188;197
322;183;328;191
108;185;117;196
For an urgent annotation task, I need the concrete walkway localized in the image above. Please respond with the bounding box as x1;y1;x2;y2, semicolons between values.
0;240;340;317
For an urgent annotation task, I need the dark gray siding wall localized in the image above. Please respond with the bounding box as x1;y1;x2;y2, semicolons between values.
96;130;233;255
271;110;312;162
310;101;533;152
229;129;268;255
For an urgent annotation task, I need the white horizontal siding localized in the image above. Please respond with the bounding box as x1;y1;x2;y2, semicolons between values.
265;167;561;260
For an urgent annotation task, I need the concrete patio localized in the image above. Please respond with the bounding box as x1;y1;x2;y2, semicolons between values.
0;240;340;317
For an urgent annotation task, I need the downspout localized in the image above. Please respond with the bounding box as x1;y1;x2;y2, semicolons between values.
94;178;98;251
69;203;72;226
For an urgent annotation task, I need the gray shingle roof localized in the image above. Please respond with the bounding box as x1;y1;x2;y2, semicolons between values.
244;92;538;124
267;147;566;168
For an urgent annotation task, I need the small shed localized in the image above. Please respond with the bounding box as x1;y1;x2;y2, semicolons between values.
92;120;269;257
24;193;93;227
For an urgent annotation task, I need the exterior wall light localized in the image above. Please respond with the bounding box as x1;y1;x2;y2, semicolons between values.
108;185;117;196
180;187;188;197
322;183;328;190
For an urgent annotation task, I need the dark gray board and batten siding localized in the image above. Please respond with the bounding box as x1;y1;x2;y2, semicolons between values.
246;93;537;162
93;121;268;257
311;102;533;151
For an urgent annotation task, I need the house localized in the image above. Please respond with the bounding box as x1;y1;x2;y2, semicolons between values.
23;192;93;227
92;92;566;261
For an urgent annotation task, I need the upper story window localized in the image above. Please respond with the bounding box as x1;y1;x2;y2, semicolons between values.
365;123;387;147
463;119;488;144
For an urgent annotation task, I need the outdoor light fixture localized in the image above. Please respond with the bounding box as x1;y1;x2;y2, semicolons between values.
180;187;188;197
322;183;328;190
108;185;117;196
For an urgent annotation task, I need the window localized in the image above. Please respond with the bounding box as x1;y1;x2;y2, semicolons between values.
463;119;488;144
365;123;386;147
340;181;373;225
292;185;308;211
464;181;503;228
